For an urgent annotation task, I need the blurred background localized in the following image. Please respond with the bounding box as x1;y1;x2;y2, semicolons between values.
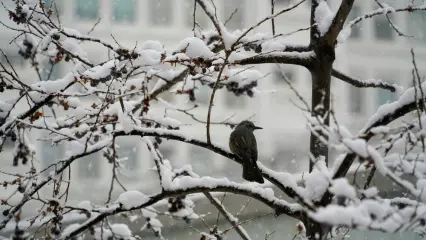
0;0;425;239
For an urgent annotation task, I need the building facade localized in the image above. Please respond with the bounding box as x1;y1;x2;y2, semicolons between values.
0;0;425;222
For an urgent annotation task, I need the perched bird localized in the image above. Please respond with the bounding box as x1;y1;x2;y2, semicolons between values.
229;121;264;184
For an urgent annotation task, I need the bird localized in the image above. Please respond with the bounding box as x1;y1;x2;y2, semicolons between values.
229;121;264;184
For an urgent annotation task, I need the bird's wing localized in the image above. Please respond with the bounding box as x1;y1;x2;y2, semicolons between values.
229;130;258;163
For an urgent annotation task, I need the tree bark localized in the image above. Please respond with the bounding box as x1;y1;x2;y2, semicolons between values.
309;46;334;172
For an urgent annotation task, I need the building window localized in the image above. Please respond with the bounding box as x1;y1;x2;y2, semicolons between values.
78;153;101;178
189;146;212;176
223;0;245;30
195;83;211;105
225;93;246;108
75;0;99;20
115;140;139;179
159;145;174;161
373;15;394;41
406;11;426;42
275;0;291;5
271;147;305;173
184;0;208;28
1;52;24;67
40;62;62;81
39;141;65;177
149;0;172;26
348;68;364;114
349;86;363;114
43;0;62;17
376;72;397;107
111;0;135;23
272;65;295;84
348;4;361;40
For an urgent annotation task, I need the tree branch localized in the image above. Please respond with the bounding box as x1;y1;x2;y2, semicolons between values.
204;193;251;240
233;51;315;68
323;0;355;46
113;129;311;210
320;91;426;206
60;183;303;239
332;68;396;92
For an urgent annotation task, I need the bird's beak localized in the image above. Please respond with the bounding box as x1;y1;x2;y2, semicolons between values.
254;126;263;130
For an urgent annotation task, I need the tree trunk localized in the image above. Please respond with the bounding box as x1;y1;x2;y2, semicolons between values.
308;46;334;172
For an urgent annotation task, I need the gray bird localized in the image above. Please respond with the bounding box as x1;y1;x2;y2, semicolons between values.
229;121;264;184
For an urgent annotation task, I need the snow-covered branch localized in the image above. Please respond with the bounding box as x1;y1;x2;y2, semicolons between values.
60;179;303;239
331;69;397;92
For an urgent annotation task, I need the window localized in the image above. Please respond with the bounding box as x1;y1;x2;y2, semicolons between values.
149;0;172;26
0;52;24;67
406;11;426;42
40;62;62;81
376;72;397;107
225;93;246;108
189;146;212;176
349;86;363;114
111;0;135;23
43;0;62;17
348;68;364;114
184;0;208;28
159;145;174;161
39;141;65;176
272;65;295;84
275;0;290;4
195;83;211;105
348;4;361;40
115;141;139;179
271;147;305;173
78;153;101;178
75;0;99;20
223;0;245;30
373;14;394;40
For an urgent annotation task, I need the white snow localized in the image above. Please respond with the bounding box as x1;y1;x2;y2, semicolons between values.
329;178;357;199
226;68;263;88
140;40;164;52
117;190;149;209
314;1;335;36
175;37;215;59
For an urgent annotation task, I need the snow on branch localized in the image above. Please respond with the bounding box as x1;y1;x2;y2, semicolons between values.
321;0;355;46
112;127;310;210
60;179;303;239
342;3;426;38
332;68;398;92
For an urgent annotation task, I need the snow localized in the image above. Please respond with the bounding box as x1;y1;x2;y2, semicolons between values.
61;224;82;239
261;38;287;52
117;190;149;209
226;68;263;88
77;200;93;211
94;224;134;240
175;37;215;59
329;178;357;199
140;40;164;52
304;160;330;201
82;60;117;79
135;49;162;65
342;138;368;158
314;1;335;36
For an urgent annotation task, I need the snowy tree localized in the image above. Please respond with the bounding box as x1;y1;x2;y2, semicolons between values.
0;0;426;239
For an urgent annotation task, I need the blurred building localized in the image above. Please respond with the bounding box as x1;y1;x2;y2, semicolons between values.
0;0;425;234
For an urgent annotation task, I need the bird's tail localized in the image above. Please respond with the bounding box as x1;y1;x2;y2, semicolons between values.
242;161;264;184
